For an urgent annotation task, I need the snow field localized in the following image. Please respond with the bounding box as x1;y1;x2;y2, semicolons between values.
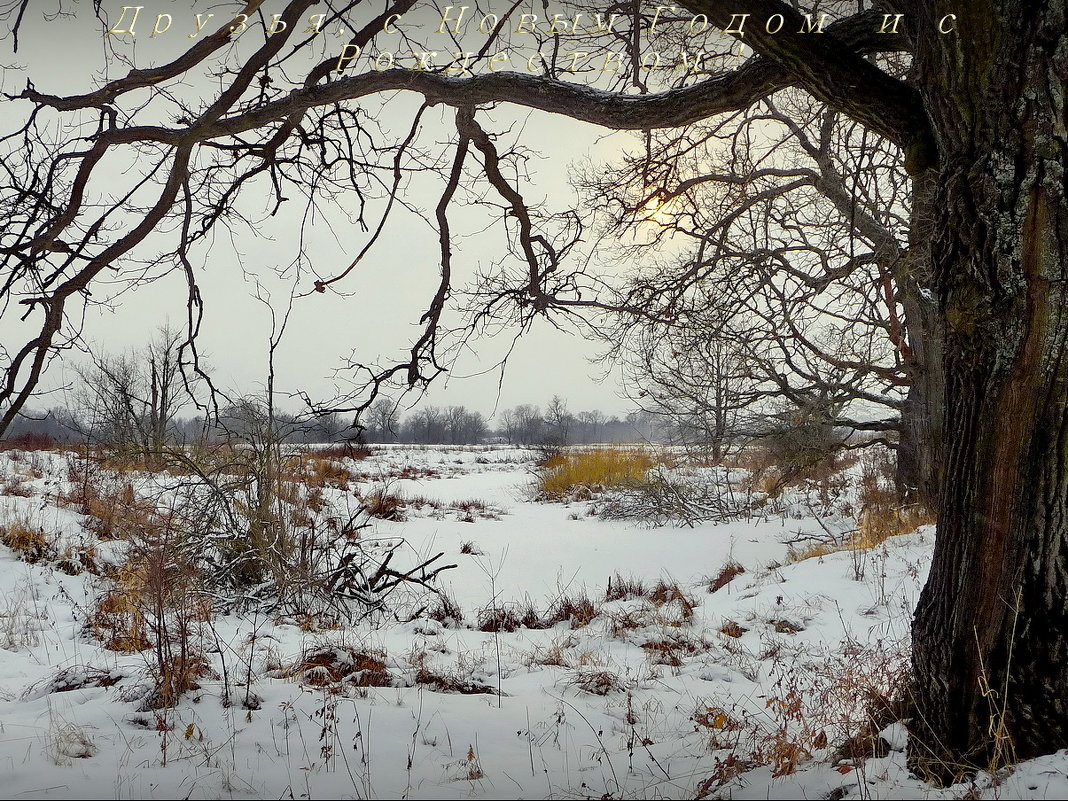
0;445;1063;799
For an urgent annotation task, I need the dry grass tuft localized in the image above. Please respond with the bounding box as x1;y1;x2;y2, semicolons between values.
278;645;392;689
642;636;702;667
362;491;406;520
427;591;463;627
854;450;934;548
0;517;55;563
719;620;749;638
709;561;746;593
650;580;696;623
536;447;654;501
546;592;600;628
413;665;495;695
477;605;522;633
604;573;646;602
297;454;356;489
567;668;628;695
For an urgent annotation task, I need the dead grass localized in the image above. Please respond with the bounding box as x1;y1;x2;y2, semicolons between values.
854;450;934;548
785;450;934;565
277;644;392;690
450;497;499;522
0;432;66;452
692;704;744;733
60;458;157;541
0;516;55;563
477;604;522;633
413;665;495;695
641;635;703;667
304;444;372;461
56;543;100;576
427;591;464;627
650;580;696;623
293;453;356;489
525;637;577;668
719;620;749;638
89;585;152;652
362;491;407;520
606;608;648;637
545;592;600;628
536;447;654;501
604;573;646;602
567;668;628;695
710;561;746;593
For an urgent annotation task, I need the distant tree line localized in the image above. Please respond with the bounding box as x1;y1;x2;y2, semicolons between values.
4;337;661;449
363;395;661;445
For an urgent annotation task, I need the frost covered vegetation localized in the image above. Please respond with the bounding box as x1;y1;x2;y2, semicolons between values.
0;439;1061;799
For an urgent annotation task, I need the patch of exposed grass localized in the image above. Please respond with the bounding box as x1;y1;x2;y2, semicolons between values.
0;516;55;563
536;447;654;501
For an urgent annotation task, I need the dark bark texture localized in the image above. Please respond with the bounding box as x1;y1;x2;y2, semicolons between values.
910;0;1068;778
898;171;945;511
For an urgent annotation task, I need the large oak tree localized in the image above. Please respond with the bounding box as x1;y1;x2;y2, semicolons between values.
1;0;1065;781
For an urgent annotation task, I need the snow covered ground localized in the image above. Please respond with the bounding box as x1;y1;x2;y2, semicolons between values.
0;444;1064;799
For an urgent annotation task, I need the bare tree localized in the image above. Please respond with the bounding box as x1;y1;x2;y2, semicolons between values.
365;397;401;443
580;91;918;478
76;326;190;467
544;394;572;446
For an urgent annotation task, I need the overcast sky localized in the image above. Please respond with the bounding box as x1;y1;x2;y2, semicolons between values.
1;2;696;421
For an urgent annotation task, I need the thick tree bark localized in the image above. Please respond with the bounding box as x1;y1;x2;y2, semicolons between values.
909;0;1068;779
897;171;945;512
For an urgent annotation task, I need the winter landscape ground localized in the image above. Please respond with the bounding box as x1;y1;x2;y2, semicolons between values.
0;441;1065;800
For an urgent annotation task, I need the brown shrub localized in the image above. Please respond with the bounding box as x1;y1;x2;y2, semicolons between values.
0;432;63;452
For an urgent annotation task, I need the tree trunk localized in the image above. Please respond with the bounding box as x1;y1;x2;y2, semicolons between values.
897;170;944;512
909;1;1068;779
